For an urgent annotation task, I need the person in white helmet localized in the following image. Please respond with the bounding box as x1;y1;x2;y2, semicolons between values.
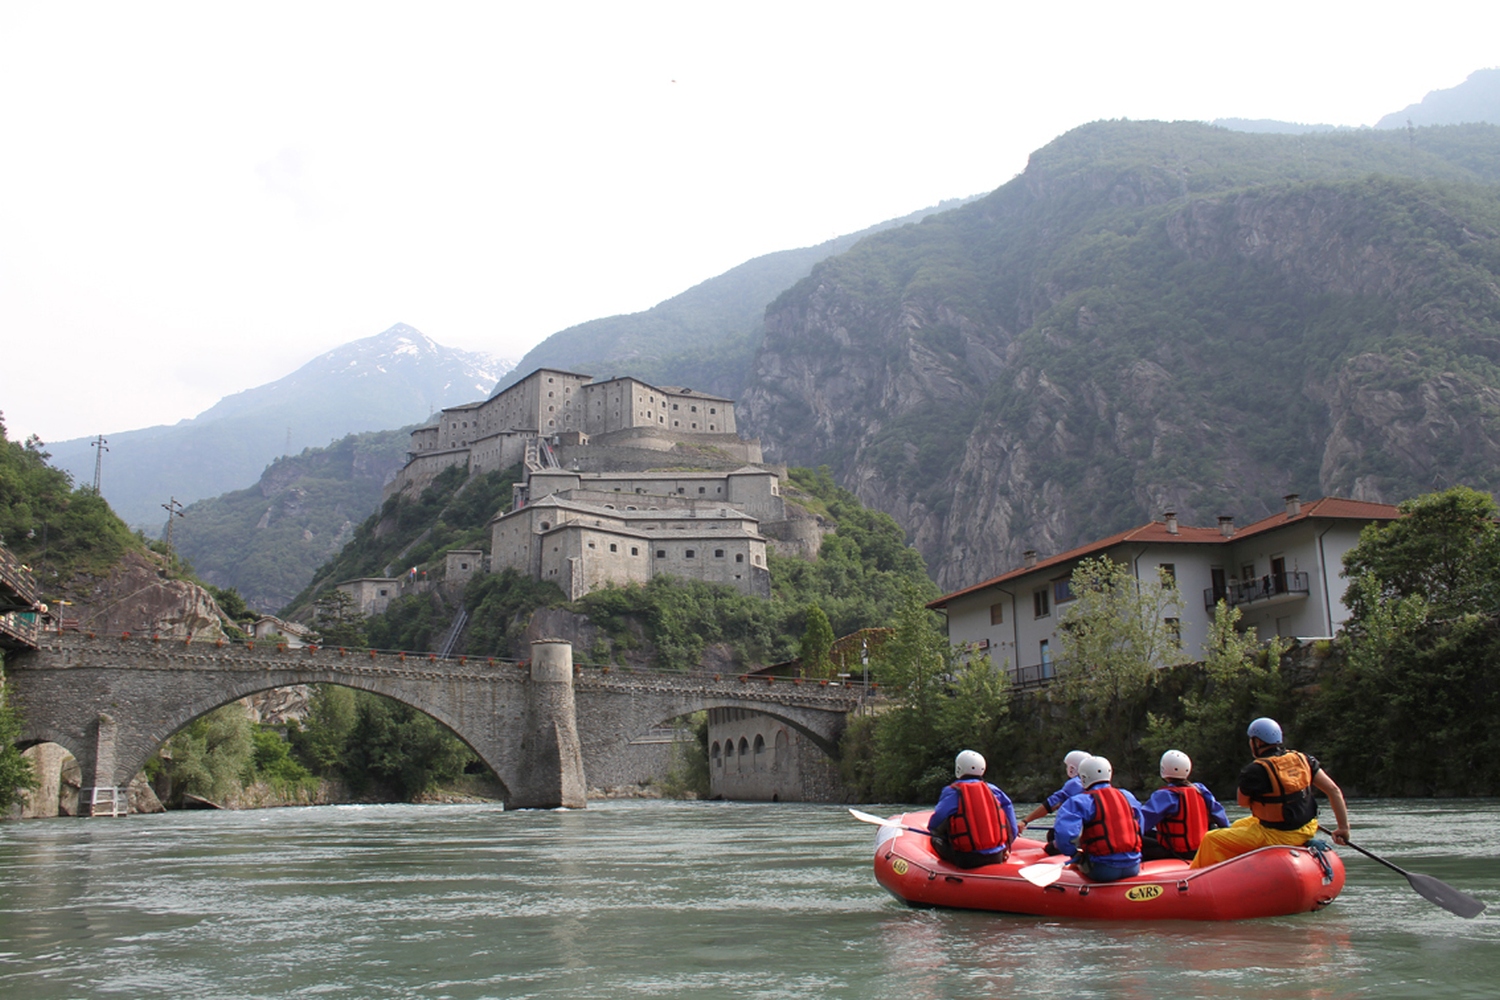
1052;755;1144;882
1140;750;1229;861
1190;717;1351;869
1017;749;1090;839
928;750;1019;869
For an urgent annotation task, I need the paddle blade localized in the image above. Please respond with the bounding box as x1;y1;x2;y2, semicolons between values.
849;808;898;827
1019;863;1064;887
1408;872;1487;919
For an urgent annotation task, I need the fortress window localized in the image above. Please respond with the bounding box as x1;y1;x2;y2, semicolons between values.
692;423;697;429
698;487;705;494
710;408;717;414
659;416;664;423
587;542;596;549
673;420;679;427
673;403;679;410
691;405;698;413
714;549;724;558
656;550;665;558
735;554;744;563
709;425;715;431
540;522;551;530
754;555;762;566
631;547;639;556
685;549;695;559
609;543;618;552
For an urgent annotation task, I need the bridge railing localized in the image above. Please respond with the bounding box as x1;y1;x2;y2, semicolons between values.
37;628;874;693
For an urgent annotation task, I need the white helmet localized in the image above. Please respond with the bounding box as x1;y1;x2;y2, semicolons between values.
1160;749;1192;780
1064;750;1091;778
955;749;986;778
1077;755;1113;789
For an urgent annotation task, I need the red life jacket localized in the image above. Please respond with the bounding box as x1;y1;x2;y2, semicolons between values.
1079;786;1142;856
946;780;1009;853
1155;783;1210;854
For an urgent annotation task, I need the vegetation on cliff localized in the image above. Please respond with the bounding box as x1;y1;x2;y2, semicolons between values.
0;414;142;586
745;120;1500;590
172;428;414;613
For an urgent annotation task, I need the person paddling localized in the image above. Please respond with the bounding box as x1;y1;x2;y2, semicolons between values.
1190;717;1351;869
928;750;1018;869
1052;755;1144;882
1018;748;1090;843
1140;750;1229;862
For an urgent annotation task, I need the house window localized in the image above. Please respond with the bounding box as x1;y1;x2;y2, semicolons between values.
1053;579;1074;604
1034;588;1051;618
1241;563;1255;583
1165;617;1182;647
1159;563;1177;583
989;602;1004;626
1040;639;1053;673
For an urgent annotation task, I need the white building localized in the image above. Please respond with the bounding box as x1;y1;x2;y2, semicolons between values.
928;496;1400;684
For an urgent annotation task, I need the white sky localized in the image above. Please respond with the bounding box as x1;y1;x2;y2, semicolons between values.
3;1;1497;443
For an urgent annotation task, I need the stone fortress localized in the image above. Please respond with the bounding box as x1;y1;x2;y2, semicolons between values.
333;368;846;803
350;368;820;611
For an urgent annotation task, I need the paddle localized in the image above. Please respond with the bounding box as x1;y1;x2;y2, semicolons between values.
1017;862;1066;887
1342;840;1487;919
848;808;931;836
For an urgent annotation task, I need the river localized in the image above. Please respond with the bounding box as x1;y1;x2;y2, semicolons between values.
0;798;1495;999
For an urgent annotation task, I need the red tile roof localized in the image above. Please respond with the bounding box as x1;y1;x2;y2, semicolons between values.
928;497;1401;610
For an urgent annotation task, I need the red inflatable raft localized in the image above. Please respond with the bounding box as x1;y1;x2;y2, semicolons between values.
870;810;1344;920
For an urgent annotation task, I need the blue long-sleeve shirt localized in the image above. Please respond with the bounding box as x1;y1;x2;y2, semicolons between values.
929;779;1019;853
1053;784;1144;866
1044;775;1084;813
1140;782;1230;835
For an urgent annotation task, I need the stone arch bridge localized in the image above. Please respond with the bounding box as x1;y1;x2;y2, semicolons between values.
5;632;863;814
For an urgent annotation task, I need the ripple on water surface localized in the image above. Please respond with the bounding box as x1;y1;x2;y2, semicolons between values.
1;798;1497;999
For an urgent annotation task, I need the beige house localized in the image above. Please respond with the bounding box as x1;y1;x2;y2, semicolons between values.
929;496;1400;685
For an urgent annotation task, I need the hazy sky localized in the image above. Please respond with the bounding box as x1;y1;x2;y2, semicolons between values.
3;2;1497;443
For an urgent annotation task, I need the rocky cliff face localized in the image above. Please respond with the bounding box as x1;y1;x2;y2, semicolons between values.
59;548;229;638
741;121;1500;590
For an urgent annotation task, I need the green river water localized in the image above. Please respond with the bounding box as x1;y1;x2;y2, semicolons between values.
0;798;1496;999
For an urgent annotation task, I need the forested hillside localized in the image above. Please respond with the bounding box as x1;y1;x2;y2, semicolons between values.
494;199;976;401
171;429;415;613
740;120;1500;590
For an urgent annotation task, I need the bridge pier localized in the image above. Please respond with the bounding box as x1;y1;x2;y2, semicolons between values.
78;713;127;817
511;640;587;809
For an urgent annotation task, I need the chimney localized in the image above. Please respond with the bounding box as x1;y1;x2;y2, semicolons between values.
1023;549;1037;569
1284;494;1302;517
1163;511;1178;535
1218;515;1235;538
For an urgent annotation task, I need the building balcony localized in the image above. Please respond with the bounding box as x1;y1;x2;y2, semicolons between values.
1008;659;1061;690
1203;571;1310;611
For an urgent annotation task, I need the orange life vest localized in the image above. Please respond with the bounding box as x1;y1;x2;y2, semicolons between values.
1155;783;1210;854
1239;750;1316;830
1079;786;1141;856
947;780;1009;854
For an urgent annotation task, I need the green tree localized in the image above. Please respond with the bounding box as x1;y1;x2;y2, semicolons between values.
1143;601;1290;791
868;586;959;801
1052;556;1186;786
799;604;835;678
312;590;368;647
341;694;475;798
165;703;255;804
0;681;39;812
290;684;358;774
1309;486;1500;794
658;712;710;799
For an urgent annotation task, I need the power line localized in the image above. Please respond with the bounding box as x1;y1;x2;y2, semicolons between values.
90;434;109;493
161;496;185;559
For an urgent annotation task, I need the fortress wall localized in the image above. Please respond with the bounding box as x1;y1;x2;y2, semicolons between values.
384;448;470;500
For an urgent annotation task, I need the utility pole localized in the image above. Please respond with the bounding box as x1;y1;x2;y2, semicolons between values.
90;435;109;493
161;497;185;560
